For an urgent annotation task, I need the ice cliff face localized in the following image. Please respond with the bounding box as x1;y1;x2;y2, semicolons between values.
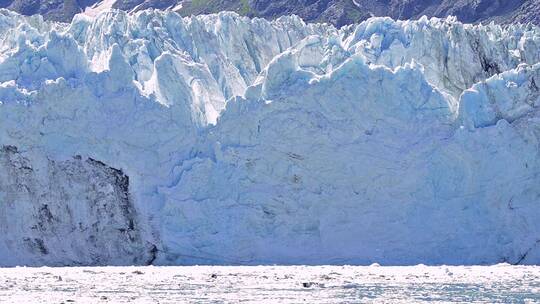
0;146;155;266
0;9;540;266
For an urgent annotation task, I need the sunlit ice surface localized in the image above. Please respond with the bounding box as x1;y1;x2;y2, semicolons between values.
1;265;539;303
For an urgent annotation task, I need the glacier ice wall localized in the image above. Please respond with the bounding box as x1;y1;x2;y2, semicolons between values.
0;146;155;266
0;9;540;266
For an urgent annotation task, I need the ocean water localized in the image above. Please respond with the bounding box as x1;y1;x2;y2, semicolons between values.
1;265;539;303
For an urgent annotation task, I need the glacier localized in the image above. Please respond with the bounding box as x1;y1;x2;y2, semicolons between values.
0;9;539;266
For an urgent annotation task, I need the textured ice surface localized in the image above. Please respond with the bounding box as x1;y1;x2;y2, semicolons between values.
0;9;540;266
0;265;539;303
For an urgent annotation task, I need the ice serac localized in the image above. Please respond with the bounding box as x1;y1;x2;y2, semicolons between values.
0;9;539;266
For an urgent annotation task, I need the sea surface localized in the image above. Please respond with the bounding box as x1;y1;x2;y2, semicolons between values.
1;265;539;303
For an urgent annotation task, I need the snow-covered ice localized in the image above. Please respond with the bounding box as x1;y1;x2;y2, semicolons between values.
83;0;118;18
0;8;539;266
0;265;539;303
